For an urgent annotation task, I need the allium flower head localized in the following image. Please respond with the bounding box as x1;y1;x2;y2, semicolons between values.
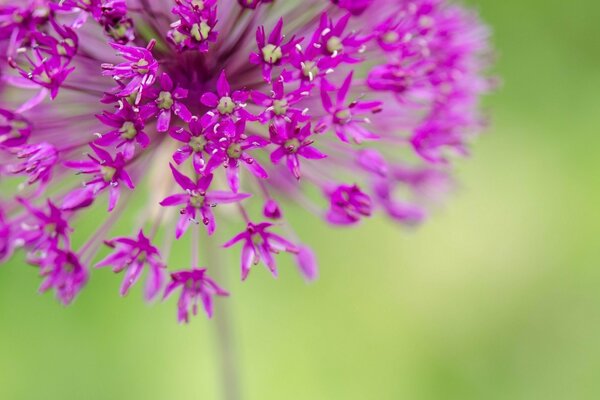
0;0;492;322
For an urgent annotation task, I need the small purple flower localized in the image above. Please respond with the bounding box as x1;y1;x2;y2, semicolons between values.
203;120;270;193
169;118;209;173
250;18;301;83
269;120;327;179
167;0;218;53
0;109;31;148
97;230;165;300
163;268;229;322
325;184;372;225
318;72;382;143
311;13;368;63
101;40;158;98
7;142;59;186
200;70;254;126
31;20;78;59
95;101;153;159
251;78;310;124
18;55;74;99
37;249;88;305
263;198;282;220
17;198;72;252
63;144;135;211
145;72;192;132
224;222;298;280
372;179;425;225
160;164;251;238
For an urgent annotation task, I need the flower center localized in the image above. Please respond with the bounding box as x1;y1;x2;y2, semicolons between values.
190;193;205;208
157;91;174;109
272;99;289;115
119;121;138;139
218;96;235;114
101;166;117;182
189;136;207;152
382;31;399;44
284;138;300;153
227;143;243;159
302;61;319;80
262;44;283;64
334;108;352;124
63;262;76;273
326;36;343;54
191;21;211;42
135;59;149;74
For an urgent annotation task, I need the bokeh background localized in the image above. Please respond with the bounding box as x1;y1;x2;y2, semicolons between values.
1;0;599;399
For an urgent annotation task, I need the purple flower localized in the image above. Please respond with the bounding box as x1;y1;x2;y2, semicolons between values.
263;198;282;220
7;142;58;186
101;40;158;98
0;0;492;318
167;0;218;53
251;78;310;124
318;72;382;143
16;198;72;252
37;249;88;305
95;101;153;159
97;230;165;300
163;268;229;322
250;18;301;82
160;164;251;238
325;184;372;225
199;70;254;125
145;73;192;132
310;13;369;63
203;120;270;193
269;120;327;179
63;144;135;211
0;109;31;148
169;117;209;173
224;222;298;280
18;55;74;99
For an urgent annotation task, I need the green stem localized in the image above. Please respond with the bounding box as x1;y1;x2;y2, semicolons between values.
206;236;241;400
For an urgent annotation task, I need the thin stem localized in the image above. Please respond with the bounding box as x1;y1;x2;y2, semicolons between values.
205;236;241;400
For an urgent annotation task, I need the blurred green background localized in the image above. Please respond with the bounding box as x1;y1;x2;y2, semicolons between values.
1;0;600;399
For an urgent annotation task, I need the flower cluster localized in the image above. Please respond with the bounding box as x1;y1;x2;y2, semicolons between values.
0;0;492;322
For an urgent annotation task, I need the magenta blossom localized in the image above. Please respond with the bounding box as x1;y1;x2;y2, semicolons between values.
37;249;88;305
160;164;251;238
199;70;254;126
0;0;492;320
145;72;192;132
224;222;299;280
95;101;153;159
63;144;134;211
250;18;302;83
325;184;372;225
97;230;165;300
163;268;229;322
318;72;382;143
270;120;327;179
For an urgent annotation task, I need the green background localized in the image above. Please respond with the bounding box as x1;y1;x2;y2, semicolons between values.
1;0;599;398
